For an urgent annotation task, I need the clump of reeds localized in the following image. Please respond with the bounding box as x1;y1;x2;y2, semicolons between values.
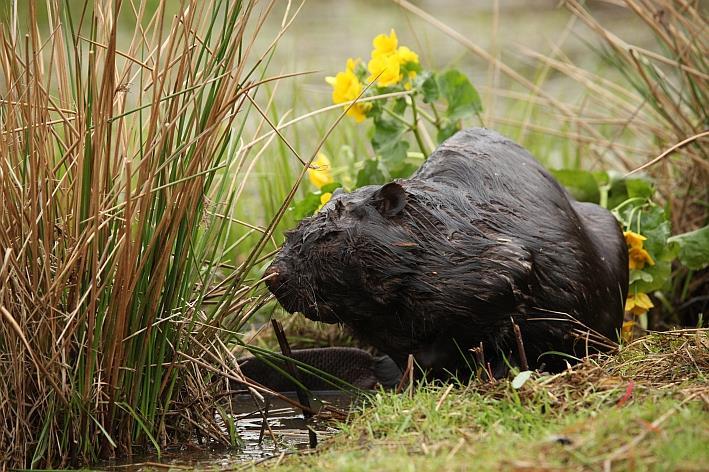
0;0;307;467
562;0;707;234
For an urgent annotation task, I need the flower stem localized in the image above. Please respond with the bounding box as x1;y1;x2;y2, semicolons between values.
382;106;411;127
409;96;430;156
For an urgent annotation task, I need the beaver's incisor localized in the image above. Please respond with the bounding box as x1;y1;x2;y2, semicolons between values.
265;128;628;379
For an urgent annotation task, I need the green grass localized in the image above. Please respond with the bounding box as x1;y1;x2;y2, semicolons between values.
266;331;708;471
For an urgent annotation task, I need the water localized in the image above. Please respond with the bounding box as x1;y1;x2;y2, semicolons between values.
97;391;357;470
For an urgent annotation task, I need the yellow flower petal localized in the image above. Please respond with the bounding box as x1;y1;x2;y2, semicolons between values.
624;231;647;249
622;320;635;342
328;67;370;122
367;53;401;87
347;103;369;123
371;29;398;58
634;292;654;310
308;153;334;189
331;69;362;104
397;46;419;65
629;246;655;270
625;292;654;316
346;57;359;72
316;192;333;212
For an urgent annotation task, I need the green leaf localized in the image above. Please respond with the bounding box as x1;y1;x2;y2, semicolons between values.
321;182;342;194
619;202;675;292
380;140;410;167
389;161;418;179
668;225;709;270
419;71;439;103
436;69;482;120
631;259;672;293
371;116;405;152
591;171;610;187
629;269;653;285
392;97;408;115
356;159;387;187
550;169;601;203
291;193;322;220
625;178;654;199
436;119;461;144
371;116;409;167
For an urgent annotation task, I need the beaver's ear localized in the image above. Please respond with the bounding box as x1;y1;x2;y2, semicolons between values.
373;182;407;217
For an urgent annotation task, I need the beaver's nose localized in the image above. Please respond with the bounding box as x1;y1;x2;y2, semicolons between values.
263;262;287;295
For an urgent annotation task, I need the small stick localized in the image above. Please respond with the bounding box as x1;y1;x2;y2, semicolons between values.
512;318;529;371
471;342;491;381
257;397;272;446
271;319;317;449
396;354;415;394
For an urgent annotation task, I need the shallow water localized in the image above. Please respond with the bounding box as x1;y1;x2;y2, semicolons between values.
97;391;356;470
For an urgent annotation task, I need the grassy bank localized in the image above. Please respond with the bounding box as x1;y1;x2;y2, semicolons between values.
265;330;708;471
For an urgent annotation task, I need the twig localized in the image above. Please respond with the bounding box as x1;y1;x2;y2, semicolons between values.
625;130;709;176
271;319;317;449
511;318;529;371
435;384;454;412
396;354;415;394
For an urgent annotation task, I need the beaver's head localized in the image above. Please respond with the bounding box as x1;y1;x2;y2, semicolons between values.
264;182;416;324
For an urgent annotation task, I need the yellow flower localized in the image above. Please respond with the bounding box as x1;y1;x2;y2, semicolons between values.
624;231;647;249
625;292;654;316
308;153;333;189
345;57;359;72
316;192;333;212
621;320;636;342
367;53;401;87
397;46;419;65
327;68;369;123
371;29;398;58
629;246;655;270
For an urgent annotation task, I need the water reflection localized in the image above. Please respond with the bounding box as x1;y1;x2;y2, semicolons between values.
98;391;356;470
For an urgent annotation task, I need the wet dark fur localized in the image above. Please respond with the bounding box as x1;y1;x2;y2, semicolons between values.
266;128;628;378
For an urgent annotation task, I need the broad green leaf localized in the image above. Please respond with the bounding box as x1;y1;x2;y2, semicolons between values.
419;71;439;103
392;97;407;114
290;193;322;220
291;182;343;220
436;69;482;120
626;178;654;199
631;259;672;292
371;116;405;153
436;119;461;144
668;225;709;270
321;182;342;194
380;140;410;167
550;169;601;203
356;159;387;187
629;269;653;285
591;171;610;187
389;161;418;179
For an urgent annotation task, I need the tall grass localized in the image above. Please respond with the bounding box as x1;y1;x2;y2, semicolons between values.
0;0;310;467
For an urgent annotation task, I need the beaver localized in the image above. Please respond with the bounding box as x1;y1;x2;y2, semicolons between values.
265;128;628;379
